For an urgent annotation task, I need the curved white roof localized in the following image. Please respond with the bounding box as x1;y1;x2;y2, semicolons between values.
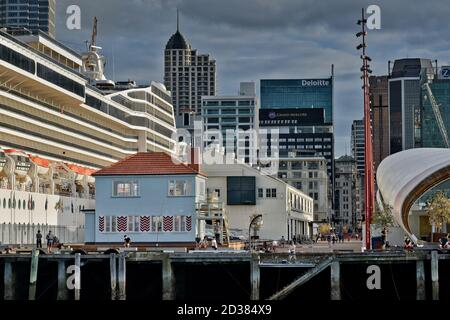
376;148;450;241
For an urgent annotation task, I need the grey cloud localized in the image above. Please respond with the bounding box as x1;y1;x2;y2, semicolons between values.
55;0;450;156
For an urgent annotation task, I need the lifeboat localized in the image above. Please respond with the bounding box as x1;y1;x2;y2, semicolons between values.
85;168;96;184
67;164;87;182
29;155;51;175
4;149;31;177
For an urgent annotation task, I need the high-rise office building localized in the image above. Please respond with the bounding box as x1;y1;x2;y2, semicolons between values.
201;82;258;164
164;15;216;130
420;69;450;148
334;155;357;231
259;75;335;210
351;119;364;176
388;58;434;154
369;75;389;172
0;0;55;38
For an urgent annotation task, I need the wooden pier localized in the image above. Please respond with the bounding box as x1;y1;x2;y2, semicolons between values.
0;250;448;300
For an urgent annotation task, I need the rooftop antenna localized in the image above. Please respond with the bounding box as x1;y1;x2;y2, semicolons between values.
91;16;98;48
177;8;179;32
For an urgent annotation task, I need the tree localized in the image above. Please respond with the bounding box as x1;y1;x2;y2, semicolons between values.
426;191;450;233
371;202;396;229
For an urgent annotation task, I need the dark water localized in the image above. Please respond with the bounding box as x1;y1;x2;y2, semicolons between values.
0;258;449;300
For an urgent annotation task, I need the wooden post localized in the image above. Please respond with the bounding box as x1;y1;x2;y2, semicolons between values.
162;254;175;300
4;261;16;300
431;251;439;300
330;260;341;300
416;259;426;300
250;254;260;300
28;249;39;300
74;253;81;300
110;253;117;300
117;252;126;300
57;260;68;300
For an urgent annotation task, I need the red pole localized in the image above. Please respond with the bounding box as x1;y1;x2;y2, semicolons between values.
360;8;374;249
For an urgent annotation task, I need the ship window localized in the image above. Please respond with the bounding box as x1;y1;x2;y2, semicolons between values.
0;44;35;74
37;63;85;97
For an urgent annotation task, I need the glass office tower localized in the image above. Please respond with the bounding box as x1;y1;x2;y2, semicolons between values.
0;0;56;38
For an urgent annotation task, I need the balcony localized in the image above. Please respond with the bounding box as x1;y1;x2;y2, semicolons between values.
196;201;224;220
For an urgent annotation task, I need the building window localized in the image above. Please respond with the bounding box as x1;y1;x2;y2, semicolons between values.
258;188;264;198
168;180;191;196
113;181;139;197
128;216;140;232
152;216;163;232
174;216;187;232
227;176;256;205
105;216;117;232
266;188;271;198
271;188;277;198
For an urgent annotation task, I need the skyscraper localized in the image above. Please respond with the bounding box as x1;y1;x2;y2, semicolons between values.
201;82;258;164
164;12;216;130
0;0;55;38
259;74;335;191
420;69;450;148
351;119;364;176
369;75;389;171
388;58;434;154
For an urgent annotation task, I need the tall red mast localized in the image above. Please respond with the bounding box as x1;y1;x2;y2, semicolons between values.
357;8;374;249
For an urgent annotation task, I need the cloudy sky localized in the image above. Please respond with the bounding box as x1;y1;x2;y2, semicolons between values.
55;0;450;157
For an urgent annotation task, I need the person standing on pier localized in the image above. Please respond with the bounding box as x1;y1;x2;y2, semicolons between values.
46;230;54;253
211;237;218;250
288;241;296;263
36;230;42;248
381;227;387;250
124;235;131;248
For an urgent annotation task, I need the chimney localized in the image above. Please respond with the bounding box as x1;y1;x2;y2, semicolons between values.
188;147;200;172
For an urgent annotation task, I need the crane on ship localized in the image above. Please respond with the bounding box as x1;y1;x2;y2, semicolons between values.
422;77;450;148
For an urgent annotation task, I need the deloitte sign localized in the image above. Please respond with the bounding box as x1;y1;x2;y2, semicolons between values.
301;79;330;87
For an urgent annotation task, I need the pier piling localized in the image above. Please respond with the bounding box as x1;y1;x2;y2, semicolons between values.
250;254;260;300
28;249;39;300
110;253;117;300
431;250;439;300
162;255;175;300
4;260;16;300
416;259;426;300
330;260;341;300
118;253;126;300
74;253;81;300
57;260;69;300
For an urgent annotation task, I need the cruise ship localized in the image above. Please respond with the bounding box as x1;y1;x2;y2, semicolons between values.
0;26;177;244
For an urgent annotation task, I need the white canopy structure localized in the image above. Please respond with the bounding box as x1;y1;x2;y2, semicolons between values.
376;148;450;242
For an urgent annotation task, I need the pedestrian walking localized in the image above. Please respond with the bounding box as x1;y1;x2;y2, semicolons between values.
36;230;42;248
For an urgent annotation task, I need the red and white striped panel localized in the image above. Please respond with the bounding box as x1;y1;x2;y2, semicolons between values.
99;216;105;232
117;216;128;232
186;216;192;232
163;216;173;232
140;216;150;232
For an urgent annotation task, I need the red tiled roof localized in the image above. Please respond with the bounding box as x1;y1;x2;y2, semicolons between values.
93;152;206;177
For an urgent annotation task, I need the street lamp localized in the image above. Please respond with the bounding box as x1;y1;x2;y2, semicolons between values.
248;214;263;252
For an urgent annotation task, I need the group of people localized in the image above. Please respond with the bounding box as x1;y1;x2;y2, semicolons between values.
36;230;62;253
316;232;346;246
195;235;218;250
